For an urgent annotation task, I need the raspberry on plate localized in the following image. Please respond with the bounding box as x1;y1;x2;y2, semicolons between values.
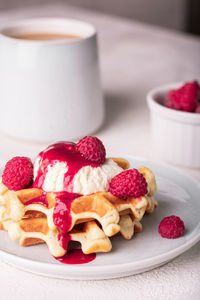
76;136;106;164
165;81;199;112
109;169;148;198
158;215;185;239
2;156;33;191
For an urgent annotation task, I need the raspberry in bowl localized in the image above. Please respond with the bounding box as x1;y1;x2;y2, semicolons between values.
147;81;200;168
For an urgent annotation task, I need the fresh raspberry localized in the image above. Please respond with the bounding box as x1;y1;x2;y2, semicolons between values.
109;169;148;198
165;81;199;112
195;105;200;113
158;215;185;239
2;157;33;191
76;136;106;164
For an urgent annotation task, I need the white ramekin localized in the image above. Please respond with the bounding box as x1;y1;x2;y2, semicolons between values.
147;82;200;168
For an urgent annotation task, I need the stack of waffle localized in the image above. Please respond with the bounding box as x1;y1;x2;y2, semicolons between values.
0;158;157;257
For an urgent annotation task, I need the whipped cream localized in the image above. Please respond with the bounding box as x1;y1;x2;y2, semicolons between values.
73;159;123;195
33;144;123;195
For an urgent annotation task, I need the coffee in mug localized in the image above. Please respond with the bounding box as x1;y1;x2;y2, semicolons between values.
10;32;81;40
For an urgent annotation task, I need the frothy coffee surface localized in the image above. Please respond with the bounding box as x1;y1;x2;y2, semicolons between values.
10;33;81;40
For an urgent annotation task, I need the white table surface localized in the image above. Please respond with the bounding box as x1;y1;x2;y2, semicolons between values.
0;3;199;300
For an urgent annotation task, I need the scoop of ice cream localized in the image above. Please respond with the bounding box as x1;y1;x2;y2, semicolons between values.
33;142;123;194
73;158;123;194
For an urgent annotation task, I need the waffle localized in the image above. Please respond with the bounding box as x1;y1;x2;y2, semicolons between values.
0;214;142;256
119;214;143;240
1;217;65;257
138;166;157;197
110;157;130;170
0;188;119;236
0;217;112;257
0;159;157;257
0;186;156;235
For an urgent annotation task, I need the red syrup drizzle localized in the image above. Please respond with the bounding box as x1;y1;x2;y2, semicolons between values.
54;249;96;265
53;191;81;235
24;193;48;207
23;191;96;264
33;142;100;192
31;141;100;264
54;192;96;265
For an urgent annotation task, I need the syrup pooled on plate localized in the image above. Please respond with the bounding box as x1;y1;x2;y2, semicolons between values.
54;249;96;265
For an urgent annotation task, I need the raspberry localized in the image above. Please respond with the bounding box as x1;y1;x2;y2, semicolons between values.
76;136;106;164
195;105;200;113
2;157;33;191
109;169;148;198
165;81;199;112
158;215;185;239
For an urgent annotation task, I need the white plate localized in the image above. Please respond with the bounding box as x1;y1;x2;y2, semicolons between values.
0;155;200;280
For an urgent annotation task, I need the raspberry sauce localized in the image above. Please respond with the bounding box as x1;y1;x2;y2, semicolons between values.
56;225;96;264
33;142;100;192
53;192;81;234
31;142;100;264
54;249;96;265
57;232;72;250
24;193;48;207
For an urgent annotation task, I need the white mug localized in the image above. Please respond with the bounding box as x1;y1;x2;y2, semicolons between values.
0;18;104;142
